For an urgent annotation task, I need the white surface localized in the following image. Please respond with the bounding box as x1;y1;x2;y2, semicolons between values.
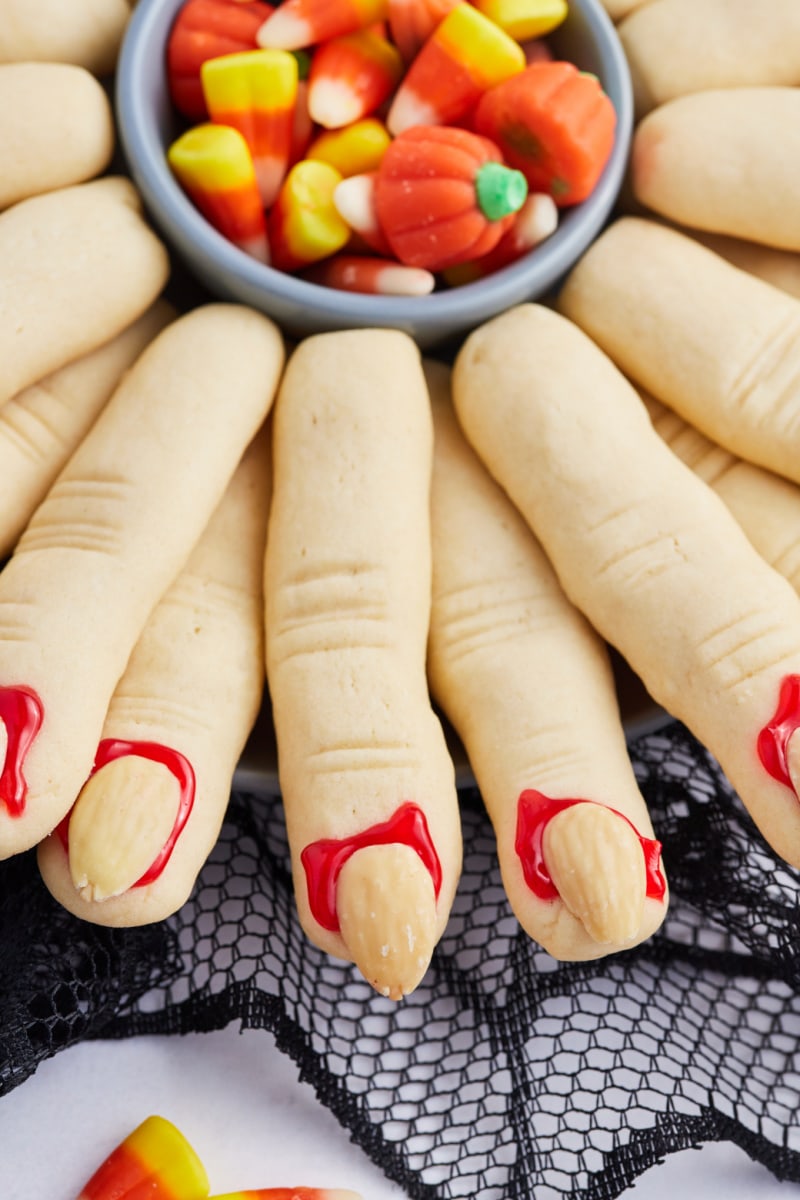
1;1025;797;1200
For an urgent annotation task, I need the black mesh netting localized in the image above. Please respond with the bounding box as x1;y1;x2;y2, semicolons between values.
3;719;800;1199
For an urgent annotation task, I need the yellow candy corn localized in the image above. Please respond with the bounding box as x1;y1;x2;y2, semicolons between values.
472;0;568;42
306;118;390;177
76;1114;209;1200
201;48;298;207
167;124;270;263
386;2;525;134
209;1191;362;1200
268;159;350;271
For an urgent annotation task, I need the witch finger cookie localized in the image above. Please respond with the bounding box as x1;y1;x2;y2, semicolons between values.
426;360;667;961
454;303;800;870
0;304;284;859
38;426;273;925
265;329;461;999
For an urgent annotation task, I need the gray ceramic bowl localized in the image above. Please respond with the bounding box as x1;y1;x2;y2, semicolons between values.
117;0;632;349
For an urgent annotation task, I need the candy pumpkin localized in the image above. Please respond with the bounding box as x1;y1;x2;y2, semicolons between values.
373;125;528;272
474;60;617;206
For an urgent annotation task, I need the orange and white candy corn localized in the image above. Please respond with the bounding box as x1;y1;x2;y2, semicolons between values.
307;27;403;129
386;2;525;135
168;123;270;263
332;170;392;254
257;0;388;51
443;191;558;285
75;1115;208;1200
304;253;435;295
201;48;298;207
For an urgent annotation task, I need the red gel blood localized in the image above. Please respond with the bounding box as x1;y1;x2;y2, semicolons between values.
301;801;442;932
0;685;44;818
56;739;195;887
757;673;800;793
515;790;666;902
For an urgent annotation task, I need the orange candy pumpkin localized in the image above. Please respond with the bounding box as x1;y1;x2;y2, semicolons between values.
373;124;528;272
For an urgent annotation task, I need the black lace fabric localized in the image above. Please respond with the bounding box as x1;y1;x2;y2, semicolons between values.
2;720;800;1199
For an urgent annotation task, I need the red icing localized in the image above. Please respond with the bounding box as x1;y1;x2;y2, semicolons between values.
0;686;44;818
757;673;800;793
515;790;666;903
56;739;196;888
301;801;442;933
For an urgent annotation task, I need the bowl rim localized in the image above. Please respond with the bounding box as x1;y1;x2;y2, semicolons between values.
117;0;633;327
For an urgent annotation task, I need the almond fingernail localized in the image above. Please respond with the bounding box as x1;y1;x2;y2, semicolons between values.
337;842;438;1000
67;756;180;901
542;802;647;945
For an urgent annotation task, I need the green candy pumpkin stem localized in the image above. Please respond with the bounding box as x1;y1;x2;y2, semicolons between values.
475;160;529;222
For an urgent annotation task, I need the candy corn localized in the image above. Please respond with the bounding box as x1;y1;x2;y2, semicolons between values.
305;253;436;294
386;3;525;135
332;171;392;254
256;0;389;51
167;0;275;119
443;191;558;284
201;48;298;207
75;1115;209;1200
268;159;350;271
289;78;315;164
387;0;460;64
472;0;568;43
306;117;391;176
208;1190;362;1200
307;28;403;129
168;123;270;263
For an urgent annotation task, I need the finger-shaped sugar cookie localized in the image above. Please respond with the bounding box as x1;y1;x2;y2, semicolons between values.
642;392;800;596
619;0;800;115
0;0;131;76
426;361;667;961
558;217;800;486
0;299;175;562
0;177;170;408
0;303;284;859
38;426;272;926
454;303;800;868
631;88;800;248
684;229;800;304
0;63;115;211
599;0;653;20
265;330;461;1000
